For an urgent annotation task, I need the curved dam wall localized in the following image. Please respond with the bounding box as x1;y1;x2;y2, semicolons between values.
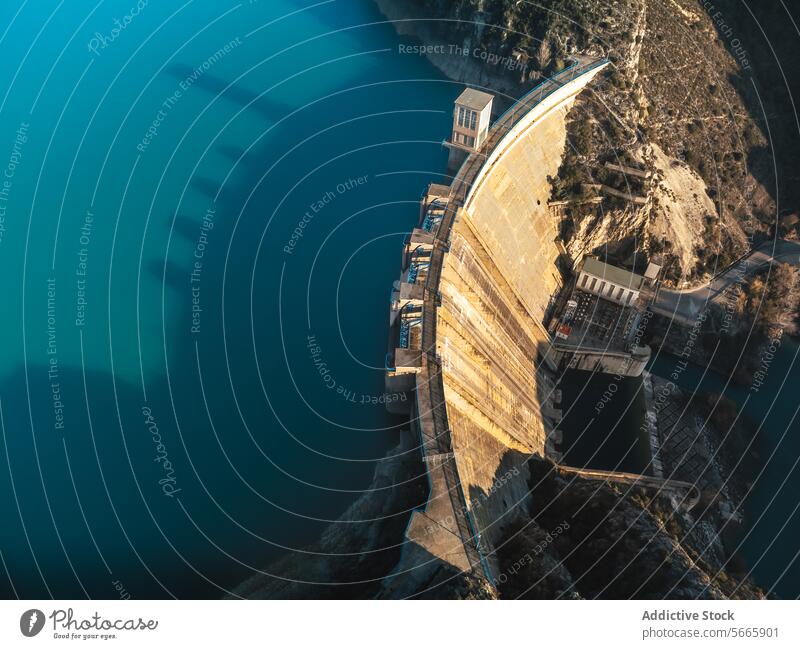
383;60;610;592
437;63;607;547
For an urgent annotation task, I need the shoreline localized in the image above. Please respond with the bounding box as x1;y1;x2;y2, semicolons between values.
231;429;426;599
372;0;533;98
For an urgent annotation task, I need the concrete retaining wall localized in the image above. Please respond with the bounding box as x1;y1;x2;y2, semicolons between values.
436;63;608;548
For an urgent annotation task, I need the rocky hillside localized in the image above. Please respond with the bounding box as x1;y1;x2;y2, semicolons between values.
234;437;763;599
375;0;780;287
495;458;764;599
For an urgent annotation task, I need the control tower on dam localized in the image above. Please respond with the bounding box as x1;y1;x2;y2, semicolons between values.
383;58;652;593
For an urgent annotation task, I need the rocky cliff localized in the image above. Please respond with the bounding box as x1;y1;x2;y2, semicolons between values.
374;0;778;287
233;0;778;599
495;457;764;599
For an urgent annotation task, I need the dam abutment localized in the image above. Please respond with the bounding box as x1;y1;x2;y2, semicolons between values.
382;58;663;588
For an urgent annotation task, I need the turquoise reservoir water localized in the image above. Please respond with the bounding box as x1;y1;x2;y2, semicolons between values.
0;0;456;598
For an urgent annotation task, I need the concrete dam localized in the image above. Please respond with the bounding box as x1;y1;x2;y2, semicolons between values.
383;58;659;591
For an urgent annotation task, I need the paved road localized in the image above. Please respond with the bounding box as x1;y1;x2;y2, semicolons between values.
651;239;800;323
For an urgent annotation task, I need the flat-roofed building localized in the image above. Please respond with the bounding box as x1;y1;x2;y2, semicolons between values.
644;261;661;282
450;88;493;151
577;257;645;306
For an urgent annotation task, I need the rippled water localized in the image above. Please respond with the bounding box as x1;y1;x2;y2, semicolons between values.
0;0;456;598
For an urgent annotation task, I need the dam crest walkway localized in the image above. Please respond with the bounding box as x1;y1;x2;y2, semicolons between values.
405;56;611;584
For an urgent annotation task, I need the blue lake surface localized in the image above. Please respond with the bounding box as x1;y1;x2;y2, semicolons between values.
1;0;796;602
0;0;457;598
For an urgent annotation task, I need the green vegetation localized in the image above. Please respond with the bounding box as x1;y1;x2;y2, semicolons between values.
696;263;798;380
415;0;629;75
746;263;797;330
